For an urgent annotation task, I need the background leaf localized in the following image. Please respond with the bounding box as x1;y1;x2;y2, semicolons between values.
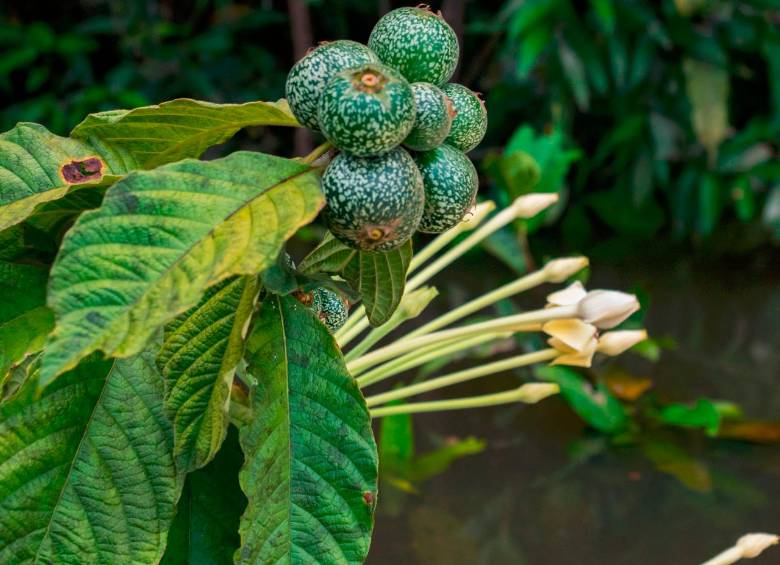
42;150;323;384
299;232;413;326
238;295;378;564
0;347;178;563
158;275;260;473
162;426;246;565
0;122;126;231
0;261;53;381
71;98;299;169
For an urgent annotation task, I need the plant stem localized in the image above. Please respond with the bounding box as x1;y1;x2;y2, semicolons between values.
355;331;510;386
337;315;370;347
335;305;365;342
365;348;558;406
401;268;549;341
369;383;560;418
301;141;332;164
347;305;577;375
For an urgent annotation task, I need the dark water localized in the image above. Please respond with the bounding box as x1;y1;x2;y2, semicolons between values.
365;251;780;565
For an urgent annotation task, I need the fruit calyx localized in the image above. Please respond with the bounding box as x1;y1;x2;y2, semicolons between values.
357;219;403;250
352;69;388;94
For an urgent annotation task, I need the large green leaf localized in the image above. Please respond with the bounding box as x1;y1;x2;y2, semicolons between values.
0;348;178;563
41;150;323;384
71;98;299;170
299;232;413;326
0;123;127;231
162;426;246;565
238;295;378;564
158;275;260;473
0;261;54;382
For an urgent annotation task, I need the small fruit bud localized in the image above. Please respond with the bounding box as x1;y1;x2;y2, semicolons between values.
513;193;559;219
597;330;648;356
544;257;589;283
578;290;640;329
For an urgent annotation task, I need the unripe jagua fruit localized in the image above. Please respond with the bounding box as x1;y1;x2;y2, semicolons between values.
322;147;424;251
404;82;454;151
368;6;459;85
311;287;349;333
414;144;478;233
285;40;378;130
318;63;415;156
441;83;487;153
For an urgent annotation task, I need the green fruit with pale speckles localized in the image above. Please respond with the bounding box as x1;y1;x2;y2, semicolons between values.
404;82;454;151
442;83;487;153
322;147;424;252
318;63;415;156
414;144;478;233
368;6;459;85
285;40;379;130
311;287;349;333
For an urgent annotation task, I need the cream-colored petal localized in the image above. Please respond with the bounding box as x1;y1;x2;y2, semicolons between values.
578;290;639;329
546;281;587;307
543;318;597;351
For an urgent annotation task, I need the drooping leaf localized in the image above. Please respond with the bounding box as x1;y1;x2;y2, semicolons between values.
238;295;378;564
0;348;178;563
0;261;54;381
536;365;628;434
41;151;323;384
158;275;260;473
299;232;413;326
162;426;246;565
71;98;299;170
0;122;127;231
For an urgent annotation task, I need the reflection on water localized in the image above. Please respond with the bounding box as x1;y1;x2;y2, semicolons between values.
367;252;780;565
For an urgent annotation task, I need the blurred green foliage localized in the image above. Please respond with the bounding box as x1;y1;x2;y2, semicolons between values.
2;0;778;253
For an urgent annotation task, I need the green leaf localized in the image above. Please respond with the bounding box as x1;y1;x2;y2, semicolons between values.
239;295;378;564
0;348;178;563
162;426;246;565
299;232;413;326
41;151;323;384
0;122;127;231
656;398;739;436
379;407;415;473
71;98;299;170
536;365;628;434
0;261;54;381
158;275;260;473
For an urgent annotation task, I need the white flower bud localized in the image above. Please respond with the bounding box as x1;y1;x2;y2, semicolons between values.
736;533;779;558
516;383;560;403
578;290;640;329
513;193;559;219
546;281;587;307
543;257;589;283
597;330;648;356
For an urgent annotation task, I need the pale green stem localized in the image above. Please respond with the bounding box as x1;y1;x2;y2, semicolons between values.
355;331;508;386
347;305;577;375
405;199;531;293
401;269;549;342
337;316;370;348
369;384;559;418
365;348;559;407
334;305;365;343
301;141;332;164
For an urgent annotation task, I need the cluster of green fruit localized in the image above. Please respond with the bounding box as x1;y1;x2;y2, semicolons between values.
285;5;488;255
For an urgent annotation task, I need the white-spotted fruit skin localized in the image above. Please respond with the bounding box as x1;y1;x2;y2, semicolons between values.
414;144;478;233
404;82;454;151
322;147;424;251
311;287;349;333
368;6;459;85
285;40;378;130
442;83;487;153
318;63;415;157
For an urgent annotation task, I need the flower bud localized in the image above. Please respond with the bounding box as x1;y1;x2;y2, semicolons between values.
597;330;648;356
543;257;589;283
543;319;597;351
578;290;640;329
546;281;587;307
736;533;779;559
548;335;598;367
513;193;559;219
516;383;560;403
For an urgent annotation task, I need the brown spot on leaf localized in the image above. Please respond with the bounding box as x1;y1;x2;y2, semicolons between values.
363;491;375;506
61;157;104;184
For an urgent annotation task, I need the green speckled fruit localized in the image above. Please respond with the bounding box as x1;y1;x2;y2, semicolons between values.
285;40;378;130
322;147;424;251
318;63;415;156
404;82;454;151
442;83;487;152
311;287;349;333
368;6;459;85
414;144;478;233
